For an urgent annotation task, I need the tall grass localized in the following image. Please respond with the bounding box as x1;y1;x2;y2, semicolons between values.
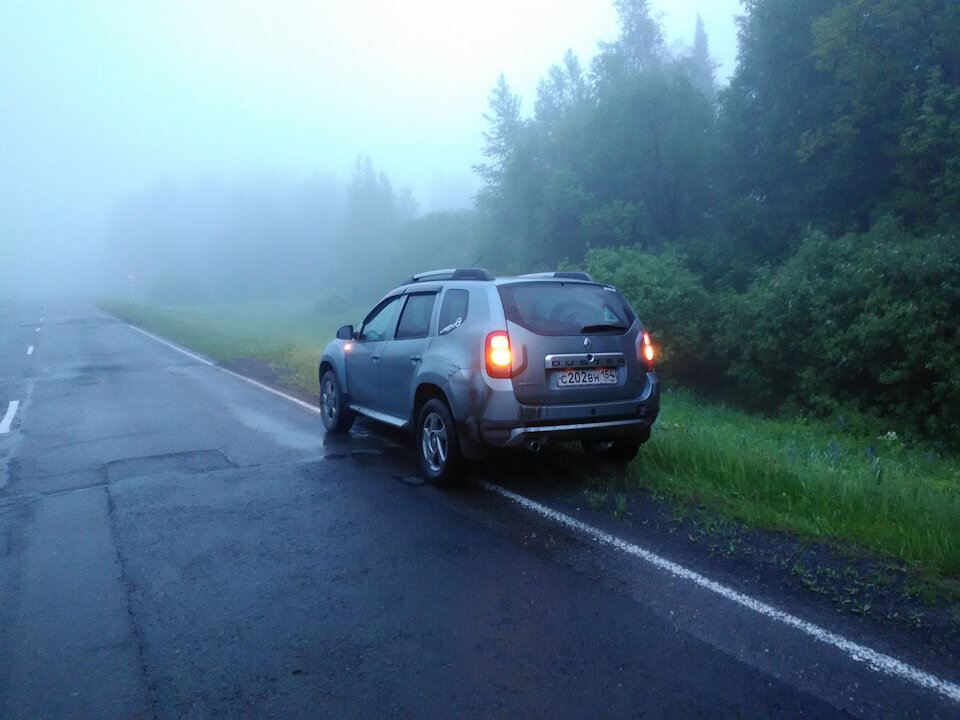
639;391;960;580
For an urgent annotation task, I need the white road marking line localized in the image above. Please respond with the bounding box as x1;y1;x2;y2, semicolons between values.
126;325;214;366
125;324;322;415
27;346;34;355
219;366;322;414
0;401;19;434
479;480;960;706
125;318;959;704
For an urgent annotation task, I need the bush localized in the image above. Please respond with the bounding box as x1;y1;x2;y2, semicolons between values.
584;246;723;386
726;219;960;440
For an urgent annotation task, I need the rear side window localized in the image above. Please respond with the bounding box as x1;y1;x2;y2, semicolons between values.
395;293;437;340
498;282;635;336
437;289;469;335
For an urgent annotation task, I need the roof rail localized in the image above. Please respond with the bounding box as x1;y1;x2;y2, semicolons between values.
402;268;495;284
520;271;595;282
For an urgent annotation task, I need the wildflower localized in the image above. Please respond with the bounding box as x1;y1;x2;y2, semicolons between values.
866;447;875;459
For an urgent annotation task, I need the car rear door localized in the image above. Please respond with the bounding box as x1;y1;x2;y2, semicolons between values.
497;281;644;406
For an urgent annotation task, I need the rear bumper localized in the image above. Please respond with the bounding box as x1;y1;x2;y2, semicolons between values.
496;417;653;448
474;371;660;449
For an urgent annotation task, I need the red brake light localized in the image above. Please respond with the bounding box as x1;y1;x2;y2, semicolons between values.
642;331;655;367
485;331;513;378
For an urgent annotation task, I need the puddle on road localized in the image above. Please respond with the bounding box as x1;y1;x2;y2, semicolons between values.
321;423;405;459
230;405;324;451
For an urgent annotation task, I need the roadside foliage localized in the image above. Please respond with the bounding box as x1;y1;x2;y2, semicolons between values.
472;0;960;445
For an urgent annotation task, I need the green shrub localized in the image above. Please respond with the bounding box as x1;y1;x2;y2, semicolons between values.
726;219;960;440
585;246;723;386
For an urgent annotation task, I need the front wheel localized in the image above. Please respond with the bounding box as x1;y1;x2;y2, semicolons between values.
417;399;464;485
319;370;355;433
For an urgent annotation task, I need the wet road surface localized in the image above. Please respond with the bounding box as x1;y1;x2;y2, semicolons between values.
0;300;957;717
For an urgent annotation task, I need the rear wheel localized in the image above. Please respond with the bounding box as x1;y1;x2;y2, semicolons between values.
417;399;464;485
582;438;641;463
319;370;354;433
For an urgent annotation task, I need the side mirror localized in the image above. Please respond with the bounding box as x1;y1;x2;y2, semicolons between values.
336;324;354;340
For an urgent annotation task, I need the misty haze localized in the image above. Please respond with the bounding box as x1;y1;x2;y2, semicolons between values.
1;0;958;717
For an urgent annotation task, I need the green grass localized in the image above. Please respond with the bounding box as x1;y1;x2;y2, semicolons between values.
95;298;363;393
95;298;960;587
639;390;960;584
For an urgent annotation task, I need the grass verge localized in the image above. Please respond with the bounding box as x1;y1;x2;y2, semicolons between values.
95;298;360;394
640;391;959;590
96;298;959;591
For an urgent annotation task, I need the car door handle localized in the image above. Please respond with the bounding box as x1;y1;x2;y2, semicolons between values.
410;355;422;363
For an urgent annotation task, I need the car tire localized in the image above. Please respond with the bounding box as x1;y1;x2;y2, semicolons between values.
417;398;464;485
582;438;641;463
319;370;355;433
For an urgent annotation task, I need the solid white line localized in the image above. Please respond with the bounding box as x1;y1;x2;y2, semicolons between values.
0;400;19;434
27;346;34;355
218;366;323;415
479;480;960;706
125;323;322;415
126;325;215;366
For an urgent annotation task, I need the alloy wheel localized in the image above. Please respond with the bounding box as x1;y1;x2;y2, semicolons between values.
421;411;448;473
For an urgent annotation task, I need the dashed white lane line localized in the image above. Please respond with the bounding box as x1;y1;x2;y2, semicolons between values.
27;346;34;355
0;401;19;434
479;480;960;706
125;319;960;706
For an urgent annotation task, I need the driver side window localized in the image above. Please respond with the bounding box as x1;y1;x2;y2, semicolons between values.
358;296;402;342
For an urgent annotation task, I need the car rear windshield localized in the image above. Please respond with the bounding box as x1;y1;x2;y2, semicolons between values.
497;282;635;336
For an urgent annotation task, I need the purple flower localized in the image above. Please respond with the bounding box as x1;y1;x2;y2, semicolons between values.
866;447;875;459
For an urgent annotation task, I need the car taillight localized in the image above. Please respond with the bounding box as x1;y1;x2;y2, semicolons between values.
485;331;513;378
642;331;655;369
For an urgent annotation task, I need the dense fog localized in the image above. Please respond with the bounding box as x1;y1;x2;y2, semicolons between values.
0;1;738;304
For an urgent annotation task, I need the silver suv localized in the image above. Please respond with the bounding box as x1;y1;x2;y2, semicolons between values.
318;268;659;483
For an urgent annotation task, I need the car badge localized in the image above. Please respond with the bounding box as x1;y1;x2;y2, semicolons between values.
583;337;592;351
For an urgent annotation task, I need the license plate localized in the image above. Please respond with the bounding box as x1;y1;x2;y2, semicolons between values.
553;367;618;387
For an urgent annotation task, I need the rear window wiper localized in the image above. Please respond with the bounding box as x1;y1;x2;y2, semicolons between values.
580;323;628;333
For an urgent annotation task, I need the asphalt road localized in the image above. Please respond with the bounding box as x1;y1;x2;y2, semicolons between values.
0;300;957;718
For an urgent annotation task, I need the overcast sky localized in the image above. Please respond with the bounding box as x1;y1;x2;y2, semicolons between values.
1;1;741;292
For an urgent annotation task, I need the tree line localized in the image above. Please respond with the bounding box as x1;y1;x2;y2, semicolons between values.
471;0;959;440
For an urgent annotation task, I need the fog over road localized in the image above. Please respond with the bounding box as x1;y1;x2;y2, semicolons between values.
0;301;956;717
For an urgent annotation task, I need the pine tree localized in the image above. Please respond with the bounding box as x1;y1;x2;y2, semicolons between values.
690;14;715;97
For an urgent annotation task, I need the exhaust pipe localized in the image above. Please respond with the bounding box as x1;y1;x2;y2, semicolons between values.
524;439;542;453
